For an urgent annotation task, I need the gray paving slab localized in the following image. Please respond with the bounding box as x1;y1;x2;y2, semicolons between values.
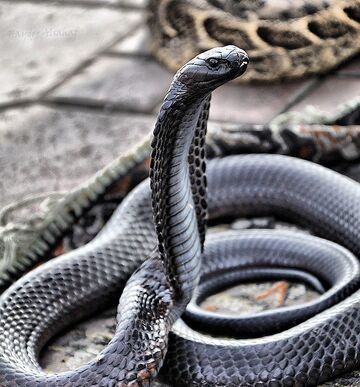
110;25;151;55
117;0;147;7
290;76;360;113
53;0;120;5
210;79;312;124
50;56;174;113
0;104;154;208
0;2;142;104
51;0;146;7
337;56;360;76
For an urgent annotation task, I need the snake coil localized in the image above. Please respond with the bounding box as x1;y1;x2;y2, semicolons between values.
0;46;360;387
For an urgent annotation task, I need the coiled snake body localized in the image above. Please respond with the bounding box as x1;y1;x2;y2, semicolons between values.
148;0;360;82
1;46;360;386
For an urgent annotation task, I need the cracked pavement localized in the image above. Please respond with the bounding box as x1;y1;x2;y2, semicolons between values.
0;0;360;385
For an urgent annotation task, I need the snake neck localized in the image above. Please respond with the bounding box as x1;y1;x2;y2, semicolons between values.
150;80;209;303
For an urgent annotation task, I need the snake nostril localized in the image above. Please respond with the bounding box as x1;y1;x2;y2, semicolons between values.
242;57;250;66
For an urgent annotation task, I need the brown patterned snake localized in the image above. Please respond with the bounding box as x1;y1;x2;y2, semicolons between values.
148;0;360;82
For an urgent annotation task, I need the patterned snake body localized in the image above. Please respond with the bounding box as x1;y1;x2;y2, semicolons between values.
148;0;360;82
1;46;360;386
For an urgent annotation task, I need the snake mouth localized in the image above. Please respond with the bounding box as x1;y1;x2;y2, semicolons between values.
233;58;249;76
224;57;248;82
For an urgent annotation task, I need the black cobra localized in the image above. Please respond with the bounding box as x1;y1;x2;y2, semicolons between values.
1;46;360;386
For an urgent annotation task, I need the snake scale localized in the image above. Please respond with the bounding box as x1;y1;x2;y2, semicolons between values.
148;0;360;82
1;46;360;386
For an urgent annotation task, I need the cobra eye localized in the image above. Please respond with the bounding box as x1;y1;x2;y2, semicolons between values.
207;58;220;68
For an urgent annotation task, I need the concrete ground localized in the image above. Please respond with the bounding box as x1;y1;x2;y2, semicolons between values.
1;0;360;385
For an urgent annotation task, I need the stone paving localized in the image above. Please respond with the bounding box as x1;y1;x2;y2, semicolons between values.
1;0;360;385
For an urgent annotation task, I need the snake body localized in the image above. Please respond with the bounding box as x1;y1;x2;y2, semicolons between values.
148;0;360;82
1;46;360;386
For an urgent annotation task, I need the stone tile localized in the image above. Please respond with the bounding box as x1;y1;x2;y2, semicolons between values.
210;80;308;124
0;105;154;208
56;0;119;4
55;0;146;6
290;76;360;113
117;0;147;7
110;25;151;55
51;56;174;113
41;308;117;373
337;56;360;76
0;2;142;104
